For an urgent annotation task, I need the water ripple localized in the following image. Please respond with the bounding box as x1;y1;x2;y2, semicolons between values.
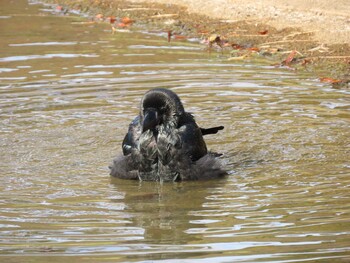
0;1;349;262
0;53;98;62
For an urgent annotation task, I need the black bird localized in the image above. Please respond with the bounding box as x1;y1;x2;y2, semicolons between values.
110;88;226;181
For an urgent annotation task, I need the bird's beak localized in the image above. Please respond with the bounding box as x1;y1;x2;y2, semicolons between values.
142;109;159;133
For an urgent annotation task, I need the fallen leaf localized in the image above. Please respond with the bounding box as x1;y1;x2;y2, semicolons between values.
174;35;187;40
258;30;268;35
208;34;224;49
208;34;220;43
167;30;172;42
319;77;342;84
108;16;116;24
283;50;297;66
248;47;260;52
121;17;133;25
231;43;243;50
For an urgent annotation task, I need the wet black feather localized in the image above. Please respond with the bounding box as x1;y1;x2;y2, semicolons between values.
110;88;226;181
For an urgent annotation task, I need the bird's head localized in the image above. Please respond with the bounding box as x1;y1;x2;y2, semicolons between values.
140;88;185;133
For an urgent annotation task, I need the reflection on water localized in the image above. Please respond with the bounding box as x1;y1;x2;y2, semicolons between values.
0;0;350;262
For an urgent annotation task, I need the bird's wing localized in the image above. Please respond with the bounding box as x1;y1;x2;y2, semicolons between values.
122;116;141;156
178;121;208;161
178;113;207;161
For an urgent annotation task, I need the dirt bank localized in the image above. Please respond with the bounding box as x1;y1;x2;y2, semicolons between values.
131;0;350;45
42;0;349;86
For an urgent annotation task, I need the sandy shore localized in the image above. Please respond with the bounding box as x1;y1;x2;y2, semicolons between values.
131;0;350;45
42;0;349;83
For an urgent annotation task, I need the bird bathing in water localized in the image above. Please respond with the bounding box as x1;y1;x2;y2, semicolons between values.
109;88;226;181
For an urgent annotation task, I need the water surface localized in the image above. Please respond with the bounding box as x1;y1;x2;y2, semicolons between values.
0;0;349;262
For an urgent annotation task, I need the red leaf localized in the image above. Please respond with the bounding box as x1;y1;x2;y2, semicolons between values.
167;30;172;42
108;16;116;24
258;30;268;35
231;43;243;50
56;5;63;11
319;77;341;84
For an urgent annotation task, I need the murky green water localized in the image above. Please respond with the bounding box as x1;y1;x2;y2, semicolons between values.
1;0;350;262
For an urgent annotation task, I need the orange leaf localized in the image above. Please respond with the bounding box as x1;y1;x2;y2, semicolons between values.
258;30;268;35
56;5;63;11
121;17;133;25
174;35;187;40
248;47;260;52
319;77;341;84
284;50;297;66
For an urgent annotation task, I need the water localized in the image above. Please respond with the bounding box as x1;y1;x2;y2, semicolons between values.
1;0;349;262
